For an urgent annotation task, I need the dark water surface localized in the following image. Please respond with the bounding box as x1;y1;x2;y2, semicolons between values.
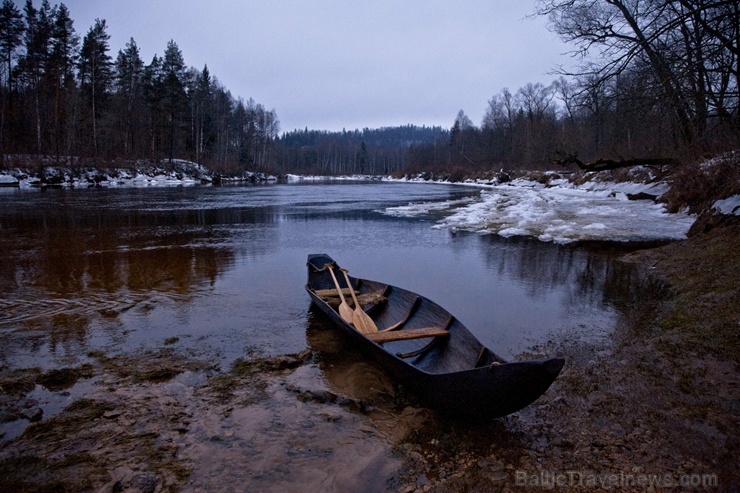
0;182;641;371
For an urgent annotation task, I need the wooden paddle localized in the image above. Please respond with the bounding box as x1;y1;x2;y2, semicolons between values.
341;268;378;334
328;264;353;324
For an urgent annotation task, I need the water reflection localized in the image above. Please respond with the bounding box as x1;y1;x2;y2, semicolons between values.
1;232;235;308
0;194;243;368
475;235;646;310
471;235;646;353
305;308;396;403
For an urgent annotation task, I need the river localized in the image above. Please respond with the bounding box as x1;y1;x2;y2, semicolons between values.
0;181;643;372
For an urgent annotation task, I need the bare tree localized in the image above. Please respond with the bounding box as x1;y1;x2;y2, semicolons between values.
535;0;739;152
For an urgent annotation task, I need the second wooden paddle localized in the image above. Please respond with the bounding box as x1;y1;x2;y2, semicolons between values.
341;268;378;334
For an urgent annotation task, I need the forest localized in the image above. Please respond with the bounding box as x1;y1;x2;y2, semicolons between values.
0;0;279;173
0;0;738;176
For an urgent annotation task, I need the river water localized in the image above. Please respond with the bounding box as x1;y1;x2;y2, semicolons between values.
0;181;643;372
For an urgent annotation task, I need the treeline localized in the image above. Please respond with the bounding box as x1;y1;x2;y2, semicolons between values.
2;0;737;176
0;0;279;172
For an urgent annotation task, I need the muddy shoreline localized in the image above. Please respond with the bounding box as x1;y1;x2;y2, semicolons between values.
1;219;738;492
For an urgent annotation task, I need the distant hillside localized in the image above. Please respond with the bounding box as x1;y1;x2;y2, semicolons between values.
279;125;449;149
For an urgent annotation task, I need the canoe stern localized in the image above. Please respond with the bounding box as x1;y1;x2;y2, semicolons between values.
417;357;566;419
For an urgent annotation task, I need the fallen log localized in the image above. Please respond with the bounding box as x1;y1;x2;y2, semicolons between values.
553;153;680;172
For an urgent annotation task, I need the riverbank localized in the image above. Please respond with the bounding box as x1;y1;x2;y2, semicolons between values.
0;157;279;187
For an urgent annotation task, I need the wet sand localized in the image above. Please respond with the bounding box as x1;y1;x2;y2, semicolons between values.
1;220;738;492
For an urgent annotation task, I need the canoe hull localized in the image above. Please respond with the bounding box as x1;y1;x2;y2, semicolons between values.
306;253;564;419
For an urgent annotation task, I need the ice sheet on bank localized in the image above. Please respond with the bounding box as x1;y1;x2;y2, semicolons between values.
382;179;695;243
380;197;476;216
713;195;740;215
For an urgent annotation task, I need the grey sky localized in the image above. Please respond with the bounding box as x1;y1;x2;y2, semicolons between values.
23;0;572;132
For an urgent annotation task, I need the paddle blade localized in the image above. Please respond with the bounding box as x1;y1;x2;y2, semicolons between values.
338;303;354;325
353;309;377;334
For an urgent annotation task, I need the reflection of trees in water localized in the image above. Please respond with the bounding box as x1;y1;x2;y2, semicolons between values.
0;205;276;350
476;235;649;313
583;251;645;309
14;227;237;298
1;233;238;350
48;313;89;352
0;196;293;297
0;199;282;294
120;241;230;293
0;192;287;357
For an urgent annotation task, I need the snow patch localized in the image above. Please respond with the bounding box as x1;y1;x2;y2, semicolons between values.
0;175;19;185
381;178;695;244
0;161;212;188
713;195;740;215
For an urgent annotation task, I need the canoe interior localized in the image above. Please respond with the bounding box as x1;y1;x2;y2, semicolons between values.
306;253;505;375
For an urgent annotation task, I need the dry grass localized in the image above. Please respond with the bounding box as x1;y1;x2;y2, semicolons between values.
644;220;740;361
661;153;740;213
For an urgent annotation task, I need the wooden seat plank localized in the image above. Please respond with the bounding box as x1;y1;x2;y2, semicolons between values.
366;326;449;343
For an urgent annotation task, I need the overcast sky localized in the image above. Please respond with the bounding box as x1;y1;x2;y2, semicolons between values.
21;0;572;132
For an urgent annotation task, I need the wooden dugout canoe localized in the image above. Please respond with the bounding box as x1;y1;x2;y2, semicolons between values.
305;253;565;419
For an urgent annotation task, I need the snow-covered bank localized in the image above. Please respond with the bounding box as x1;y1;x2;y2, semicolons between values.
0;159;279;188
381;174;696;244
0;160;210;188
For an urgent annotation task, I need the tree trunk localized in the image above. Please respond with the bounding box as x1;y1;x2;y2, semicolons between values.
608;0;697;145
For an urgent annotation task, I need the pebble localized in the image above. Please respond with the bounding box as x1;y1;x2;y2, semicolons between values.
21;407;43;422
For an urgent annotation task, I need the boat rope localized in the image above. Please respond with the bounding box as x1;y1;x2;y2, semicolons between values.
307;259;336;273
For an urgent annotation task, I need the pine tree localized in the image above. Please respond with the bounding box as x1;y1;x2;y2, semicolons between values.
162;40;187;161
193;64;214;163
48;2;79;160
79;18;112;156
19;0;53;153
115;38;143;156
0;0;24;91
0;0;24;164
142;54;165;159
359;140;368;174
